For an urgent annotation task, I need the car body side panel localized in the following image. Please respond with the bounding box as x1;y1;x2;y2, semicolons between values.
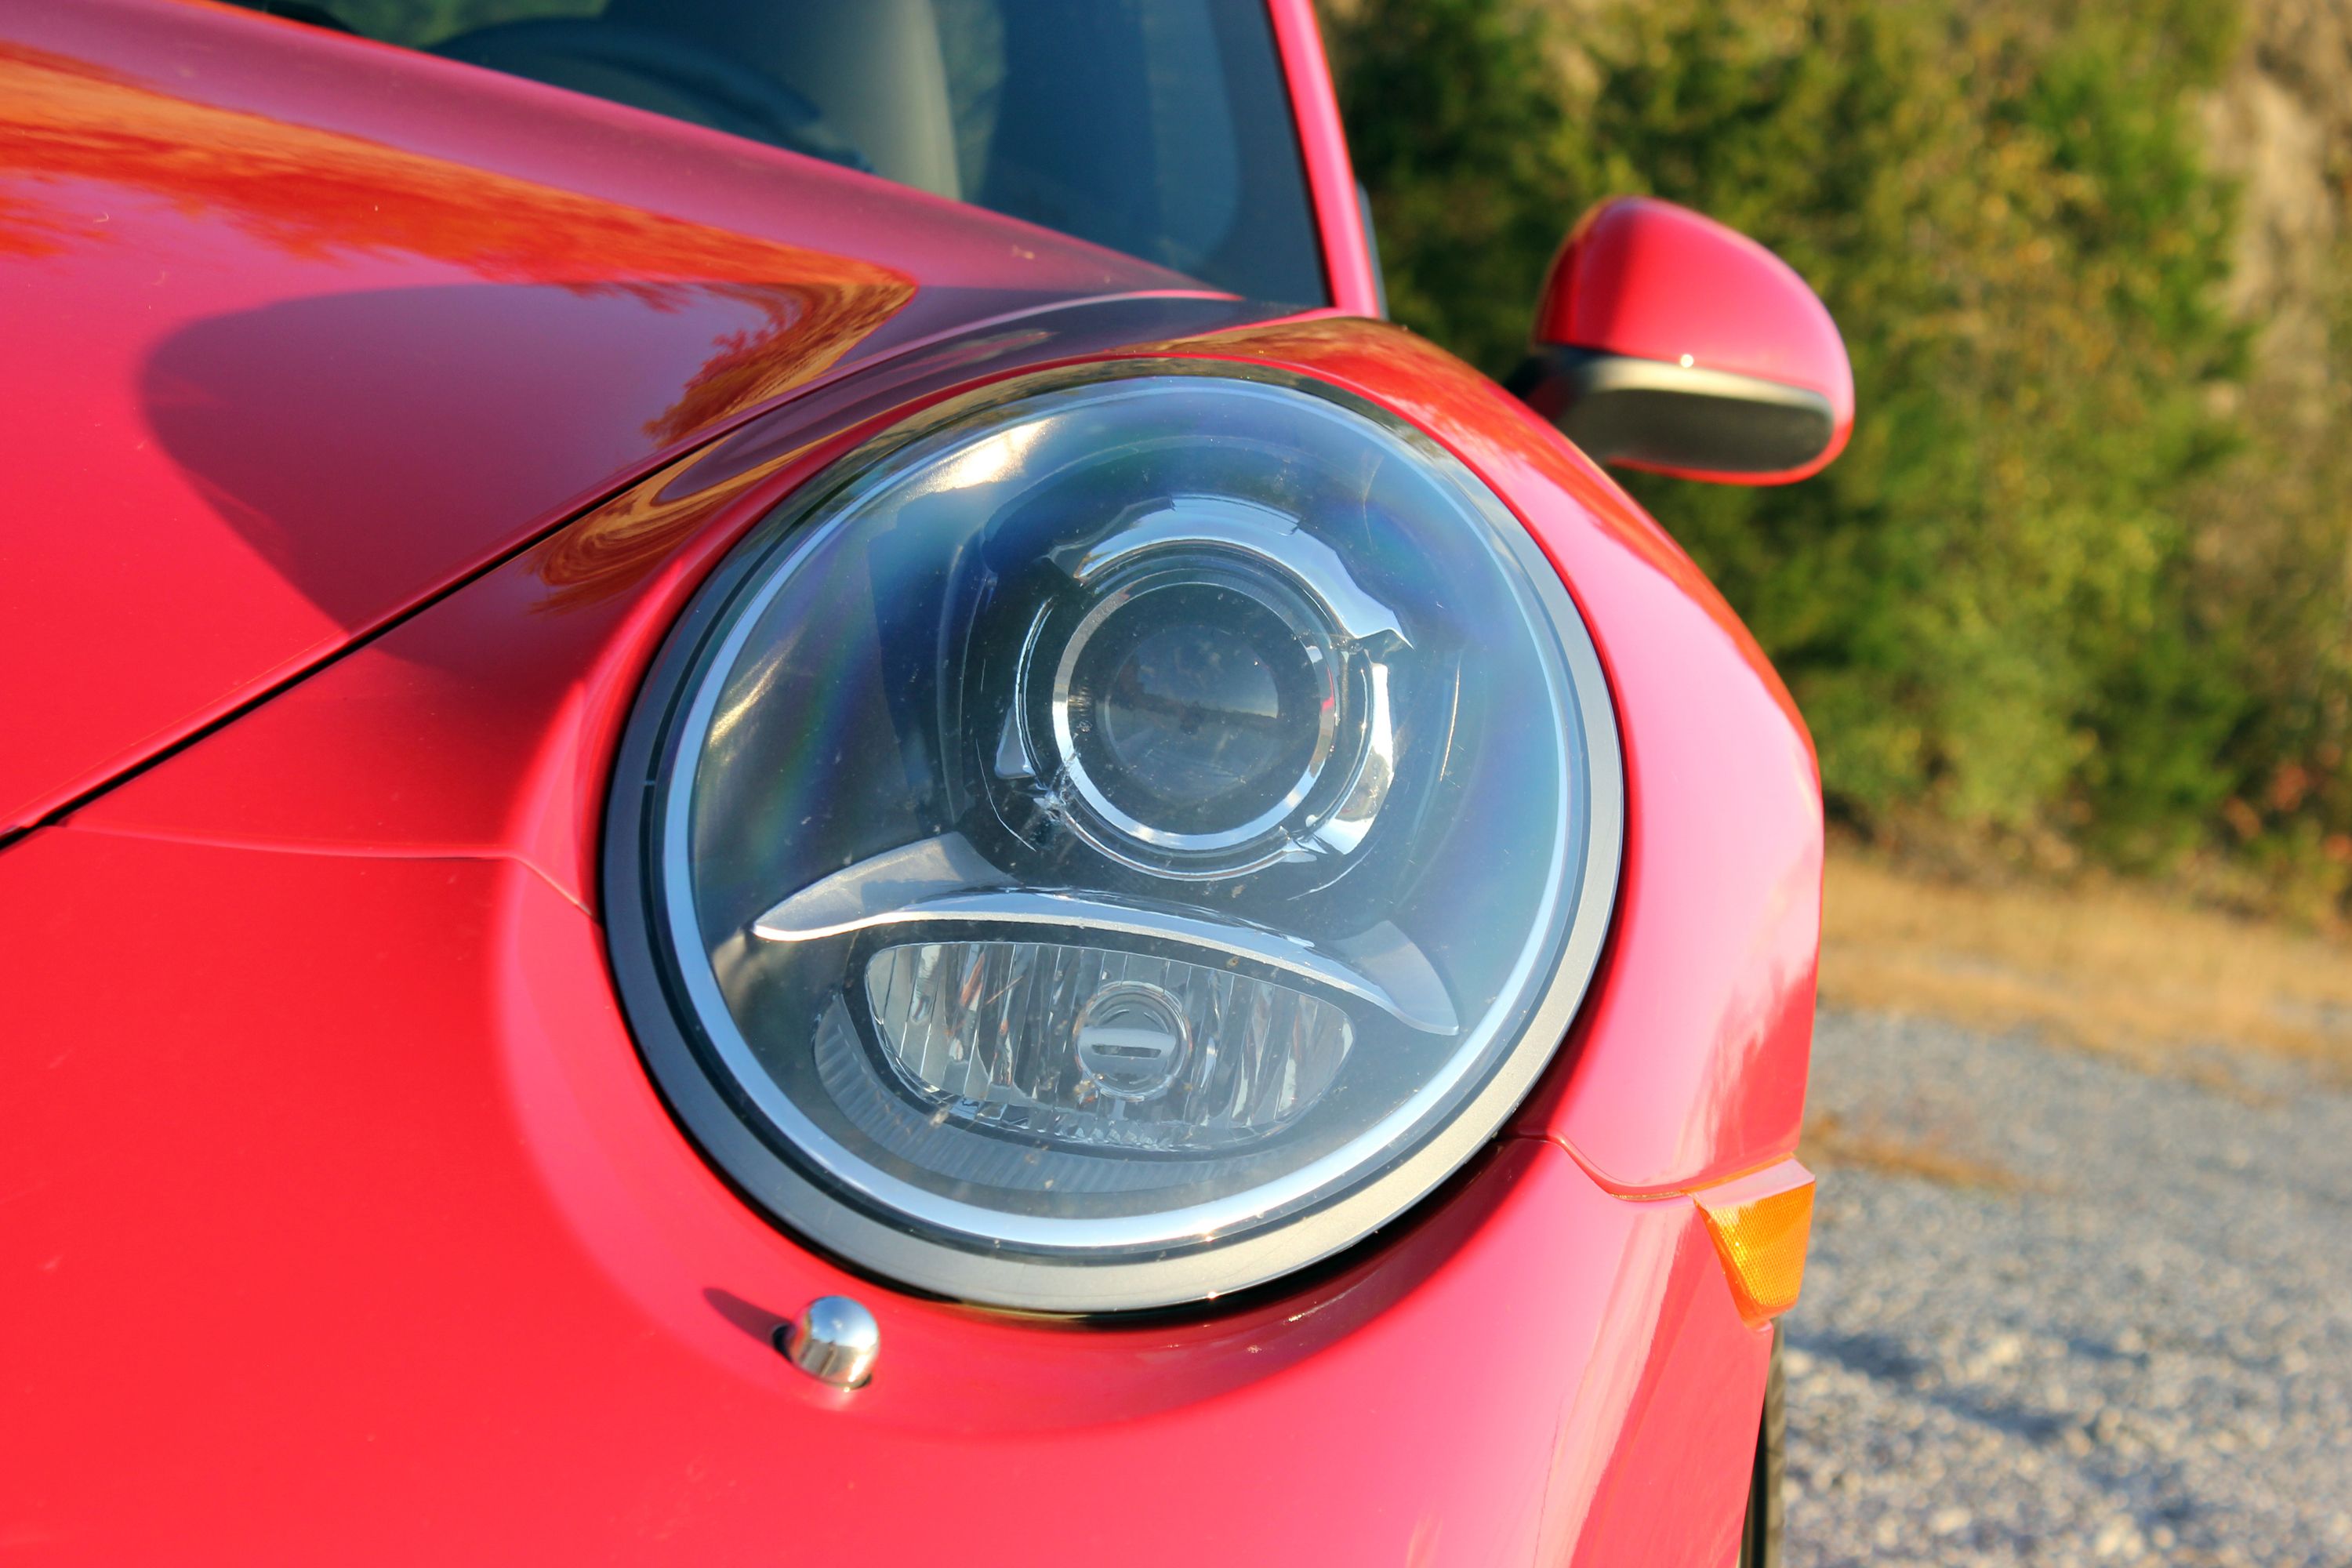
0;821;1761;1565
0;0;1214;837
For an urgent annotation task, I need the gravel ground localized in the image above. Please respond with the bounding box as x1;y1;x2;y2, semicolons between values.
1786;1012;2352;1568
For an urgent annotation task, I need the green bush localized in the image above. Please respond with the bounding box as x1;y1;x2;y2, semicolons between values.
1327;0;2351;906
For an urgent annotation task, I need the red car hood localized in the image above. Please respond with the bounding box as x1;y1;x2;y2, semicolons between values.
0;0;1257;835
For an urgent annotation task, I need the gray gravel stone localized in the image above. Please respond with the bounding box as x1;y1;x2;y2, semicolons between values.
1785;1011;2352;1568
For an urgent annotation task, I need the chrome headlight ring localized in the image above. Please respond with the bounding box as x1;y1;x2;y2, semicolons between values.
604;361;1622;1312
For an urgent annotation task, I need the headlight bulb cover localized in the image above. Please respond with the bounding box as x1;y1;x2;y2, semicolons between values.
604;363;1623;1312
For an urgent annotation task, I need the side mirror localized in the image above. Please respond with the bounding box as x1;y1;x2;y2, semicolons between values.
1510;197;1853;485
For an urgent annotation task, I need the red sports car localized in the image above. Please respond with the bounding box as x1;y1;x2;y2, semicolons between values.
0;2;1849;1562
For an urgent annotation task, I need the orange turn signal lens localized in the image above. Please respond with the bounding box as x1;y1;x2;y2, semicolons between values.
1694;1161;1815;1327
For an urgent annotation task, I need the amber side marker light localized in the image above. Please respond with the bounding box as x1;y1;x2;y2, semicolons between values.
1693;1160;1816;1327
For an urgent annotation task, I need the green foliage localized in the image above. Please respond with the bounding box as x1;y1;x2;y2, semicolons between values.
1328;0;2352;902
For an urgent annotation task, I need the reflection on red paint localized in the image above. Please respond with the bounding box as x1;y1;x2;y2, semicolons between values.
0;41;893;284
0;40;915;433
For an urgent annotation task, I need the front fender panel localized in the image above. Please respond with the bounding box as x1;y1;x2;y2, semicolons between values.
1;822;1762;1564
30;315;1814;1559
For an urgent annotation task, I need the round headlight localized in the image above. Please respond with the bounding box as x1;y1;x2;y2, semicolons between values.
605;363;1621;1312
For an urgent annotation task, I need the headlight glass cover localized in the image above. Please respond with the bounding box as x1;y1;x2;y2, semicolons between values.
607;364;1621;1311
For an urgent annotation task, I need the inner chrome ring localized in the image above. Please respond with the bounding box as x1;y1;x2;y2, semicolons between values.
1047;554;1345;859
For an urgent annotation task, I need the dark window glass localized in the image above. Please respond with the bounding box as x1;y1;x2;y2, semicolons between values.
247;0;1328;304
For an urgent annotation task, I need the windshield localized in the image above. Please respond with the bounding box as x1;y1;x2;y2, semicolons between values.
249;0;1328;304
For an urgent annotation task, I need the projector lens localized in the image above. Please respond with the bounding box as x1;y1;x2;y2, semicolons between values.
1058;574;1334;844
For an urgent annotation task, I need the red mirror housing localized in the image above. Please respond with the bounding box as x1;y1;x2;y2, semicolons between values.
1511;197;1854;485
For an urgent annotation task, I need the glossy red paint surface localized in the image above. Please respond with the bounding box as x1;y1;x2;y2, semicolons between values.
1534;196;1855;483
0;0;1214;837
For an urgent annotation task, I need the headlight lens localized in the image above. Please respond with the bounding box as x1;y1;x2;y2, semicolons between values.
606;364;1621;1311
